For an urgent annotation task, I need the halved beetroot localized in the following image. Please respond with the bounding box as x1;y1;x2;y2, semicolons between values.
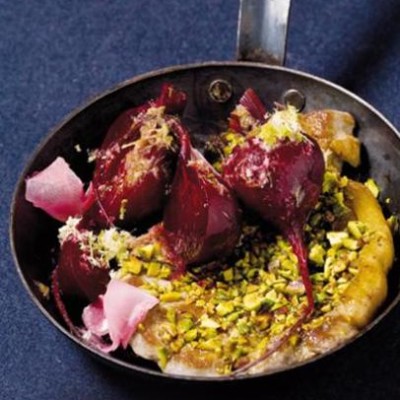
161;118;241;274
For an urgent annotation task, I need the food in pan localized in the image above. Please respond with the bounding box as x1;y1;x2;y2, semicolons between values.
25;84;395;376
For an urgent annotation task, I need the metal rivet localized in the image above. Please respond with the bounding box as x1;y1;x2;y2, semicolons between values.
208;79;233;103
282;89;306;111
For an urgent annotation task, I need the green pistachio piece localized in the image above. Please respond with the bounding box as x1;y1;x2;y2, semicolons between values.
243;292;263;311
216;301;235;316
184;329;198;342
157;347;169;370
309;244;326;266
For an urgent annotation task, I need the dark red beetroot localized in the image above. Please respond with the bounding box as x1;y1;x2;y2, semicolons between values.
223;107;325;373
160;118;241;275
82;84;187;229
51;230;110;333
56;235;110;302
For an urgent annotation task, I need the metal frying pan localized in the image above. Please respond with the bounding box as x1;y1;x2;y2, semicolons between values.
10;0;400;382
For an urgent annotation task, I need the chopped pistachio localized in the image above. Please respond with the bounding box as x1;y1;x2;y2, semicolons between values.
200;328;218;339
123;257;142;274
215;289;229;301
222;268;234;282
160;292;182;302
200;316;221;329
285;281;305;295
342;238;360;251
321;304;332;313
237;319;250;335
243;292;263;311
349;266;359;275
364;178;380;198
146;261;161;277
197;338;222;352
246;268;258;279
110;178;375;374
309;244;326;266
226;311;241;322
310;213;322;227
347;221;363;239
326;231;349;247
273;281;287;292
194;299;206;308
216;301;235;316
315;291;327;304
281;259;295;270
177;317;194;333
246;284;259;294
157;347;169;370
332;260;347;274
264;289;278;303
137;244;156;260
166;308;176;324
289;334;300;347
184;329;198;342
311;272;325;283
323;171;339;193
256;107;302;147
159;265;172;279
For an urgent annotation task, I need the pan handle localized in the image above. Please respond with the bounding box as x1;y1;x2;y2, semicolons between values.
236;0;291;66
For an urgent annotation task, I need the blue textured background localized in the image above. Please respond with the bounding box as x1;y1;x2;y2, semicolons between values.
2;0;400;399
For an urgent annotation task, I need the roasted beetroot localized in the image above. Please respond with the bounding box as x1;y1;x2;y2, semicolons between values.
161;118;241;274
224;136;324;308
223;97;325;372
82;84;187;229
56;229;110;302
50;226;111;333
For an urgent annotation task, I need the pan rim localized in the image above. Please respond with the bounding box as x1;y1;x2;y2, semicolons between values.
9;60;400;382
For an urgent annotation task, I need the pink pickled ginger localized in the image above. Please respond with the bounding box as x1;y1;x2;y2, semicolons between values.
82;279;159;352
25;157;93;222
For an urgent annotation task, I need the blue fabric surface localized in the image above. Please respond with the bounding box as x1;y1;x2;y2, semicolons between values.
1;0;400;399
